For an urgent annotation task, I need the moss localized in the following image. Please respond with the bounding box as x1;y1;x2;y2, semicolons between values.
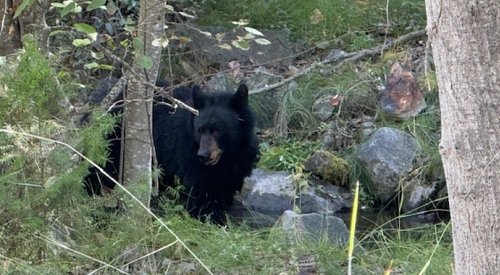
305;150;350;186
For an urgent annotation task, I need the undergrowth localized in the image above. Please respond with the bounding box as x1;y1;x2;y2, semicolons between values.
0;3;451;274
194;0;426;49
0;183;453;274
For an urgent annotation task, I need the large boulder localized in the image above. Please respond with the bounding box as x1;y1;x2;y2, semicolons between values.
230;169;296;227
231;169;354;227
356;127;420;201
276;210;349;246
174;24;294;70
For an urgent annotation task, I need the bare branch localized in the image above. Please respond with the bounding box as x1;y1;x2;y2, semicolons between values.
249;29;427;95
95;44;199;116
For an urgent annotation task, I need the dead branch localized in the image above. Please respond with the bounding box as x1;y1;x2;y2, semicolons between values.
249;29;427;95
95;44;199;116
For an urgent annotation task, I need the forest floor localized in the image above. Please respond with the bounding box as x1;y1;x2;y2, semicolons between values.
0;1;454;274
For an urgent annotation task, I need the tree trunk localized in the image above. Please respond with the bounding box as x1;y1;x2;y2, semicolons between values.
0;0;22;55
425;1;499;274
122;0;164;210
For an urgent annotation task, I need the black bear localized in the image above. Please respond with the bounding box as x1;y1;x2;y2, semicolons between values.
84;83;259;224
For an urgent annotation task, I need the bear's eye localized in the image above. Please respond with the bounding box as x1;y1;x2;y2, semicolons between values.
198;127;221;135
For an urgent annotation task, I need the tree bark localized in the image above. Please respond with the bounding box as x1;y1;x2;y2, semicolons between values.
0;0;22;55
425;1;499;274
122;0;164;209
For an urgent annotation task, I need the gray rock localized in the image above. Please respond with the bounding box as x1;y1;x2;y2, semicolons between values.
174;24;293;69
277;210;349;246
360;116;375;138
298;181;352;214
402;181;436;213
356;127;420;202
246;66;283;90
229;169;296;227
312;95;339;121
242;169;296;216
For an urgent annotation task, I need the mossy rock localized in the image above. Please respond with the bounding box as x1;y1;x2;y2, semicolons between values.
304;150;350;185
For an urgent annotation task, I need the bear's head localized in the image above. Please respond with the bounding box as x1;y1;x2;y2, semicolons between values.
192;84;251;165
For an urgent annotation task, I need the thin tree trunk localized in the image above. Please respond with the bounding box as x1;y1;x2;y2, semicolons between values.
122;0;164;210
425;1;499;274
0;0;22;55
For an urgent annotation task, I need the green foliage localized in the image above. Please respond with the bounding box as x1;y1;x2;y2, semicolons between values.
258;139;316;173
0;42;74;192
13;0;35;18
0;2;451;274
283;82;321;130
79;110;120;166
357;223;453;275
0;163;89;261
195;0;426;49
0;43;66;126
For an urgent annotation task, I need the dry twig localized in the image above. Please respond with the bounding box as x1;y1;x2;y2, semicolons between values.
249;29;427;95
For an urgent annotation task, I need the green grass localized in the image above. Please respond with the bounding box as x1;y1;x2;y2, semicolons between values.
0;178;453;274
195;0;426;49
0;2;449;274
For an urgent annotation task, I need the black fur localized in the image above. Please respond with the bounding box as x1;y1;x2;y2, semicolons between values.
84;84;259;224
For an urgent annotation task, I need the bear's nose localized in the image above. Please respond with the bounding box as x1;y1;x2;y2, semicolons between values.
198;153;209;163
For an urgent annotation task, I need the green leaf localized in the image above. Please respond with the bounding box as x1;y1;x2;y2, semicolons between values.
132;37;144;52
106;0;119;15
60;1;76;17
74;23;98;41
215;33;225;43
178;11;195;19
72;38;92;47
162;4;174;12
50;3;66;8
49;30;67;37
124;17;135;26
135;55;153;70
84;62;113;70
123;25;135;32
243;33;255;40
13;0;33;18
231;40;250;51
231;19;249;26
21;34;35;44
87;0;106;11
84;62;99;69
74;23;97;35
97;64;113;70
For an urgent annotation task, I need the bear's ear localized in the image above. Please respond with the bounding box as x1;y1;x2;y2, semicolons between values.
231;83;248;109
192;85;204;109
